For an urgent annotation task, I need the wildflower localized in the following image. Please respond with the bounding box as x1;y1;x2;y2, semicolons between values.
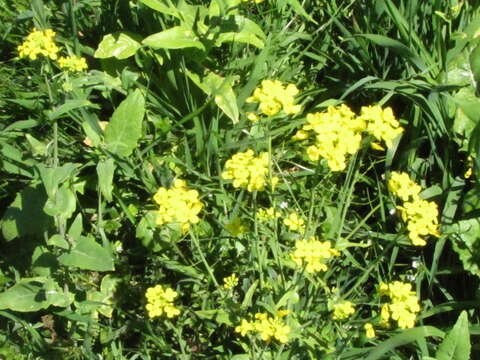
332;301;355;320
246;80;301;117
283;212;305;232
225;218;247;236
388;172;421;202
359;105;403;148
58;55;88;72
153;179;203;232
17;28;60;60
222;149;278;192
364;323;376;338
300;105;366;171
223;274;239;290
379;281;420;329
235;310;291;344
145;284;181;318
256;207;280;222
291;237;340;273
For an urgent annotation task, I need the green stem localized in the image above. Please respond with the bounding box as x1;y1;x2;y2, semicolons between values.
190;230;219;287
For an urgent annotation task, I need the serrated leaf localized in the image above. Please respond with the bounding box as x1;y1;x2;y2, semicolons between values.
58;236;114;271
104;89;145;157
142;26;206;51
436;311;471;360
94;32;142;59
97;158;115;202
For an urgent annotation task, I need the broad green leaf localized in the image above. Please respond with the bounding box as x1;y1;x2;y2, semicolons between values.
97;158;116;202
215;16;266;49
37;162;78;198
105;89;145;157
1;143;35;177
87;275;119;318
469;43;480;86
139;0;179;17
47;234;69;249
142;27;206;51
282;0;317;24
31;245;57;276
187;70;239;123
1;185;52;241
209;0;240;17
365;326;445;360
25;134;46;156
447;218;480;277
58;236;114;271
436;311;471;360
43;184;76;220
67;213;83;244
0;278;49;312
94;32;142;59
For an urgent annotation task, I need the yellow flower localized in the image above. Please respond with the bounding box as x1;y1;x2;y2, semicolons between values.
17;28;60;60
379;281;420;329
58;55;88;72
291;237;339;273
283;212;305;232
332;301;355;320
223;274;239;290
222;149;278;192
246;80;301;117
364;323;376;338
153;179;204;232
359;105;403;148
145;284;181;318
256;207;280;221
236;310;290;344
235;319;254;336
388;172;421;202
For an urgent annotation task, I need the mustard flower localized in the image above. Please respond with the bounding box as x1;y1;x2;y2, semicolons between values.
256;207;281;222
246;79;301;117
17;28;60;60
300;105;366;171
379;281;420;329
283;212;305;232
359;105;403;148
153;179;203;232
235;310;291;344
364;323;376;338
222;149;278;192
388;172;421;202
332;301;355;320
58;55;88;72
291;237;340;273
145;284;181;318
223;274;239;290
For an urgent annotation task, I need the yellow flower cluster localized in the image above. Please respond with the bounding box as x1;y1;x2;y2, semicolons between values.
222;149;278;192
58;55;88;72
388;172;440;246
223;274;239;290
153;179;203;232
296;105;366;171
332;301;355;320
283;212;305;232
145;284;181;318
256;207;280;221
294;104;404;171
359;106;404;148
241;0;264;3
291;237;340;273
17;28;60;60
379;281;420;329
246;80;301;117
235;310;290;344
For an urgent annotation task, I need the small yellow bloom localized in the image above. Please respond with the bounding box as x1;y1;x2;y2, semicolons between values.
223;274;239;290
332;301;355;320
291;237;339;273
58;55;88;72
256;207;280;221
246;79;301;117
236;310;290;344
17;28;60;60
145;284;181;319
283;212;305;232
364;323;376;338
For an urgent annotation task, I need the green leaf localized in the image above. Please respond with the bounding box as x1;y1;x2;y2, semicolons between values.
105;89;145;157
142;26;206;51
37;163;78;199
436;311;471;360
97;159;116;202
139;0;179;17
447;218;480;277
365;326;445;360
215;15;266;49
0;278;49;312
186;70;239;123
1;185;52;241
43;184;77;220
282;0;317;24
47;234;69;249
58;236;114;271
469;43;480;86
47;100;97;121
94;32;142;59
67;213;83;244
